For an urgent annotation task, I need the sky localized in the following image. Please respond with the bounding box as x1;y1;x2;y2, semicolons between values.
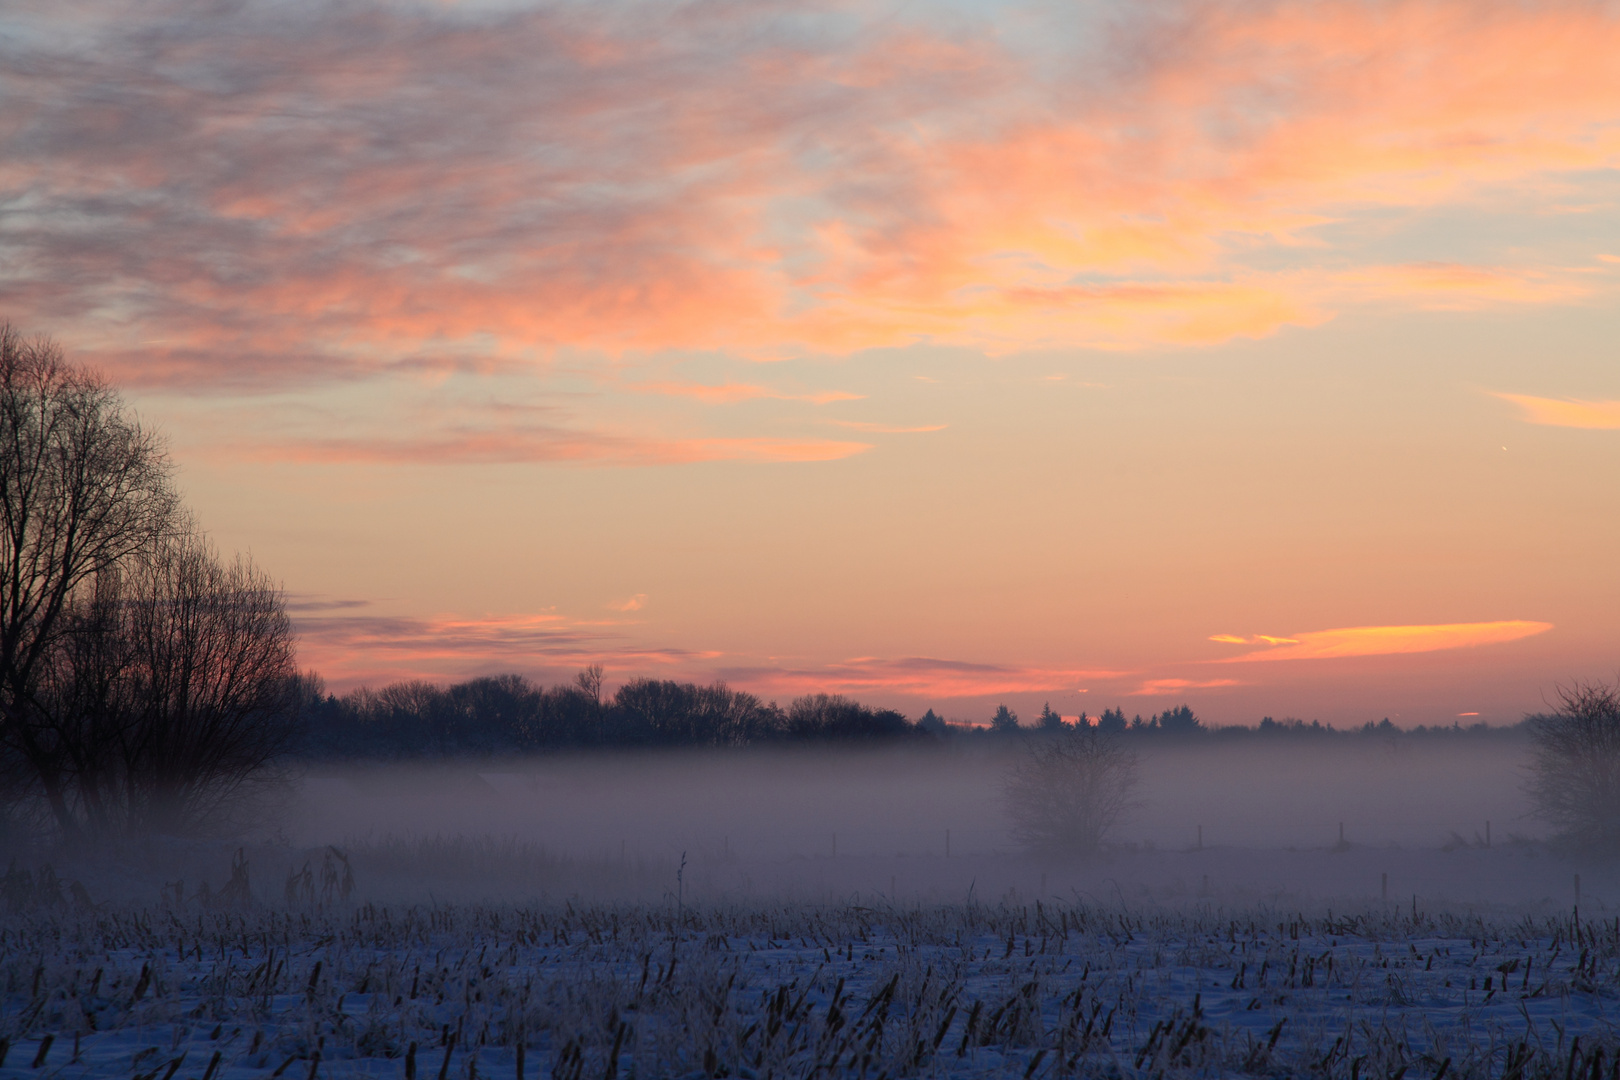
3;0;1619;726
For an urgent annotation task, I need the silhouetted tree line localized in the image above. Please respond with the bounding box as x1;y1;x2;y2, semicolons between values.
984;702;1218;736
996;701;1527;740
296;667;918;758
296;677;1534;760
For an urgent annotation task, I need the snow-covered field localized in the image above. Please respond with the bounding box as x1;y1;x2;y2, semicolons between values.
3;886;1618;1079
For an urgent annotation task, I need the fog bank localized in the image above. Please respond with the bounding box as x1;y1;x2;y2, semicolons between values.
236;734;1617;912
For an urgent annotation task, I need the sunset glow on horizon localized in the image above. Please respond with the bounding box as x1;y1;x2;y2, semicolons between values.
5;0;1619;725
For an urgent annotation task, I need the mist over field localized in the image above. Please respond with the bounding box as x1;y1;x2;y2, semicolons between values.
251;734;1611;915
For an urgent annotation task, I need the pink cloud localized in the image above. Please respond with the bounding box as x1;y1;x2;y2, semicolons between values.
1125;678;1245;697
237;430;871;466
5;0;1619;390
628;381;864;405
716;656;1122;700
295;607;716;689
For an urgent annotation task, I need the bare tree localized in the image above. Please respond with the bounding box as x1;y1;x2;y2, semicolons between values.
0;325;180;834
1526;679;1620;850
0;325;300;839
1004;726;1139;855
575;663;604;706
117;534;300;833
33;532;300;836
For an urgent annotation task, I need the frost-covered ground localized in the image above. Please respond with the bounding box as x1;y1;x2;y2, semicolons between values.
3;890;1618;1080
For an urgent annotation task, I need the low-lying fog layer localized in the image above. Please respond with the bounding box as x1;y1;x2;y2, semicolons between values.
246;735;1615;914
294;738;1534;858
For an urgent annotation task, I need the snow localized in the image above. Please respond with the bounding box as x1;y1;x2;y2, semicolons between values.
2;897;1616;1079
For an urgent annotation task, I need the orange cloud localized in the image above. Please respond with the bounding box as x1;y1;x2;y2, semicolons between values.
1493;393;1620;429
1215;620;1553;662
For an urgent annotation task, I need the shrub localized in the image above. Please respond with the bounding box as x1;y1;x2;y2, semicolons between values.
1003;727;1138;854
1526;679;1620;849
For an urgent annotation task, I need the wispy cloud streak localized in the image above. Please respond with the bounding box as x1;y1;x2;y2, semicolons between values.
628;382;864;406
825;420;947;433
236;429;871;466
1494;393;1620;429
295;607;716;687
1213;621;1553;662
1126;677;1245;697
717;656;1120;699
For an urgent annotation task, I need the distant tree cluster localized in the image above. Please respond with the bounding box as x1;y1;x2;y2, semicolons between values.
989;702;1524;741
298;681;1541;761
988;702;1205;736
297;668;915;758
296;682;1236;760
